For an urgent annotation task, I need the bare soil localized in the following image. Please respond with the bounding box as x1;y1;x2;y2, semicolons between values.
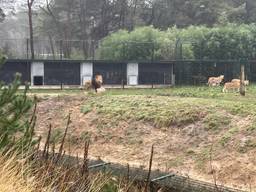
35;94;256;191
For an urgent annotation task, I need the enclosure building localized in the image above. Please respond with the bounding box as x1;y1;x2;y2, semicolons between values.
1;59;255;86
0;59;175;86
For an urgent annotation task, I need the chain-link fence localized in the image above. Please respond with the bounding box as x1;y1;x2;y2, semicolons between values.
1;38;256;61
0;39;98;60
1;38;256;85
0;38;178;61
174;59;254;85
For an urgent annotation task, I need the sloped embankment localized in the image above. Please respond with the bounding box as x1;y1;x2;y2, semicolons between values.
36;94;256;191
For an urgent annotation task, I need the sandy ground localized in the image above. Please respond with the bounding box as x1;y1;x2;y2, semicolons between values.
35;94;256;191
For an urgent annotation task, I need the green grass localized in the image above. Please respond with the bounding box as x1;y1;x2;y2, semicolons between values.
26;85;256;131
82;95;212;128
195;146;213;171
49;128;63;144
203;113;231;131
104;85;256;101
247;119;256;132
81;85;256;129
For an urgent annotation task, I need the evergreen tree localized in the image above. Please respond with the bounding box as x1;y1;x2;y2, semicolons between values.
0;54;36;151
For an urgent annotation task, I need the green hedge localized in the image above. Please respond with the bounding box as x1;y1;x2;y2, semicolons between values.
97;24;256;60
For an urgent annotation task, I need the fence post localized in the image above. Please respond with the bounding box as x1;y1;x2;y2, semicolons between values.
122;62;125;89
151;71;154;89
59;40;63;89
122;43;126;89
174;38;180;60
26;38;30;84
240;59;246;96
92;40;95;61
180;43;183;60
122;42;126;60
151;42;155;61
60;40;63;60
26;38;29;59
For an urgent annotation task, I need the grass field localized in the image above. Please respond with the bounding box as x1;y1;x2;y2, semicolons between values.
82;85;256;125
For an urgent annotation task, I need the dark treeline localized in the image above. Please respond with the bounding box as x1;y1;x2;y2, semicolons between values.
36;0;256;41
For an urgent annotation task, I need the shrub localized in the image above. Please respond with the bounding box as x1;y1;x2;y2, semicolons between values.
97;24;256;61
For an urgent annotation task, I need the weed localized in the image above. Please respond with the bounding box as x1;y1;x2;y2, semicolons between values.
81;104;93;114
203;113;231;131
81;131;91;142
195;146;213;171
168;156;184;168
238;138;256;153
219;127;239;146
186;149;196;155
247;119;256;132
49;128;63;144
220;134;231;146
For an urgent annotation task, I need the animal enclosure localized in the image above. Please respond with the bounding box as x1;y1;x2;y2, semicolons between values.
0;59;255;86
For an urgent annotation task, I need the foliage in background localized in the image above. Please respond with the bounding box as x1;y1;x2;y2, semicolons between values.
97;24;256;60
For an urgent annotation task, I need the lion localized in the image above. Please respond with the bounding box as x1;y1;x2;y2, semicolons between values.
84;75;104;93
208;75;224;87
222;81;240;93
231;79;249;86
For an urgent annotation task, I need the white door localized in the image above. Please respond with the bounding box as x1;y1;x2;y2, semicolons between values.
127;63;138;85
81;63;93;85
31;62;44;86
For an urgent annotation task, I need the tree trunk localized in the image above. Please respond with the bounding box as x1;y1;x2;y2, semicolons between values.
48;33;55;59
79;0;88;58
130;0;138;31
28;0;35;59
120;0;127;29
240;64;245;96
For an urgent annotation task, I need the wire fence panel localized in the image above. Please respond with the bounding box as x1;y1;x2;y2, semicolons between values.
0;38;178;61
44;61;80;85
2;38;256;62
173;60;248;85
93;62;126;85
138;62;173;85
0;60;31;83
0;39;28;59
0;39;99;60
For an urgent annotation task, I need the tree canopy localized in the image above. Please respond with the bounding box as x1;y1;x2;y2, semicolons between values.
97;24;256;60
34;0;256;41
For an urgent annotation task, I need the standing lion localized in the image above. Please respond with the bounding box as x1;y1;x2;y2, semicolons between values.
84;75;104;93
208;75;224;87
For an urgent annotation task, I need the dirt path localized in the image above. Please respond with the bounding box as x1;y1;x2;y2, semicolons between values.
35;95;256;191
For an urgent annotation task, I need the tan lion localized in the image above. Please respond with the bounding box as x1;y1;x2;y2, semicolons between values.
84;75;104;93
231;79;249;86
222;81;240;93
208;75;224;87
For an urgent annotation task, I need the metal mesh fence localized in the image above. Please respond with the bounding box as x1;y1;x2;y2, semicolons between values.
174;60;253;85
0;38;178;61
0;39;98;60
1;38;256;62
1;38;255;85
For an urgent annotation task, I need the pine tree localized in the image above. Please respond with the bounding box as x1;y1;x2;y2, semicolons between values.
0;54;36;151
